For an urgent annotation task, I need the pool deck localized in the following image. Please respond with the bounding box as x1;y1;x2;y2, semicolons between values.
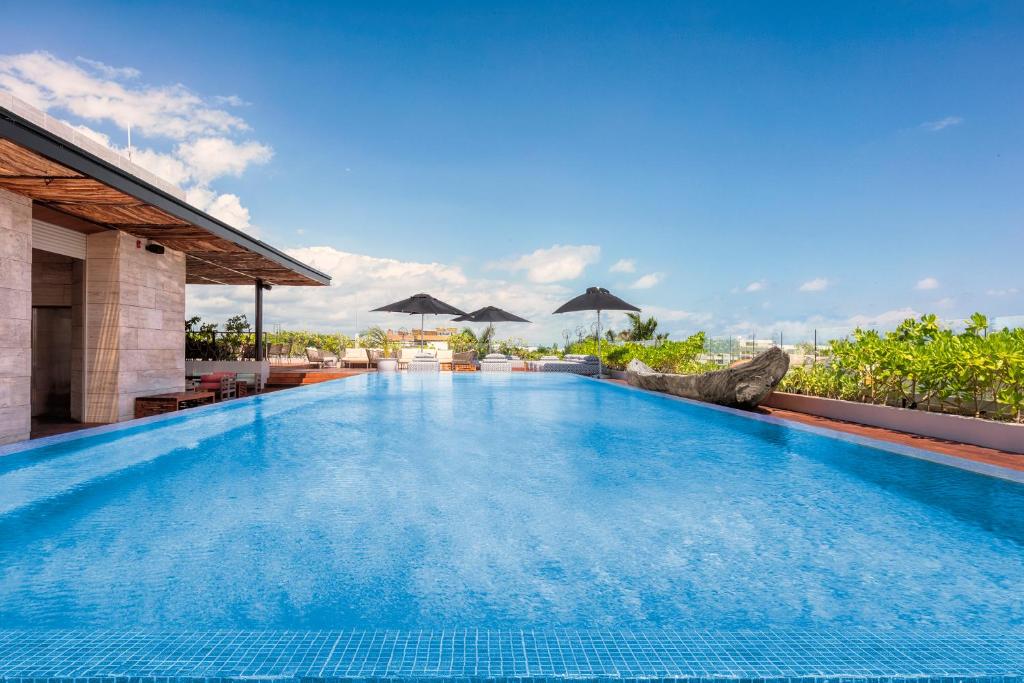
604;378;1024;474
760;404;1024;472
1;629;1022;682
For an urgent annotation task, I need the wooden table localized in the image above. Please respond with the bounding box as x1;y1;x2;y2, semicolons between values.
135;390;216;419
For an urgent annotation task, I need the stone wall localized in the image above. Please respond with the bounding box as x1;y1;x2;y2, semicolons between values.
85;231;186;423
0;189;32;445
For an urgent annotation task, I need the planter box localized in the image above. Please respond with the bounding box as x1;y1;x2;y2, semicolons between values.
377;359;398;373
764;391;1024;454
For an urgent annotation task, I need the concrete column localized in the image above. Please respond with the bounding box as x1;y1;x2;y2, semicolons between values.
0;188;32;445
255;280;264;361
84;231;186;423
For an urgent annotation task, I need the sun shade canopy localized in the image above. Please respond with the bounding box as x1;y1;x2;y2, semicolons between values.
553;287;640;314
452;306;530;323
0;95;329;287
372;293;466;316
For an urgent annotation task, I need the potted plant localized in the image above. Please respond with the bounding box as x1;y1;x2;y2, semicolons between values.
363;326;398;372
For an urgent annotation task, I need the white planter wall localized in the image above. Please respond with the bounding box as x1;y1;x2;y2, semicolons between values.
763;391;1024;454
186;360;270;386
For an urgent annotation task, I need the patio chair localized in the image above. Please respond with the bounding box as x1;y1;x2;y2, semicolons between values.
452;349;478;371
435;349;453;370
268;343;284;364
398;347;421;370
235;371;263;395
341;347;371;368
197;371;237;401
306;347;338;368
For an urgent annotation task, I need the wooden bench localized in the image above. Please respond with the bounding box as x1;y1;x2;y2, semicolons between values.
135;390;216;419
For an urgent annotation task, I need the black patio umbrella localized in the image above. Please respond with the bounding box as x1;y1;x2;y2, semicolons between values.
372;293;466;350
452;306;531;354
452;306;531;324
553;286;640;377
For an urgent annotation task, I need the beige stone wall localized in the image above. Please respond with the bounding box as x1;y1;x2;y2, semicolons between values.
0;188;32;445
84;231;186;423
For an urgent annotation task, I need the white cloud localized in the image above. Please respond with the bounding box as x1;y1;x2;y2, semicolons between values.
744;280;766;293
176;137;273;184
629;272;664;289
798;277;830;292
187;246;592;343
609;258;636;273
0;51;249;139
0;51;272;232
74;57;140;80
185;187;256;232
986;287;1019;297
915;276;940;290
934;297;955;308
488;244;600;283
921;116;963;132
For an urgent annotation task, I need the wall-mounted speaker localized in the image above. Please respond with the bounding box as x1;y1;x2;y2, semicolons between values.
145;243;165;255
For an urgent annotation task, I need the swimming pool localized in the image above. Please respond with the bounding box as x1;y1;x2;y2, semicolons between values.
1;374;1022;679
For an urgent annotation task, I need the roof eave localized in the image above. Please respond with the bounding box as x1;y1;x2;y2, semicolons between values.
0;106;331;287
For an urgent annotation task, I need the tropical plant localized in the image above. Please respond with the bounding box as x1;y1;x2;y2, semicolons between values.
778;313;1024;422
566;332;713;373
359;326;397;358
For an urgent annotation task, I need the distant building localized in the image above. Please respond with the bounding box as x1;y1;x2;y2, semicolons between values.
386;327;459;347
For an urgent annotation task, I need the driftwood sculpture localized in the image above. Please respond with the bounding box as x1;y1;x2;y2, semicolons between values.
625;347;790;409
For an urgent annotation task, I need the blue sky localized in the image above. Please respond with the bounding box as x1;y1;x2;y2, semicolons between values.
2;1;1022;343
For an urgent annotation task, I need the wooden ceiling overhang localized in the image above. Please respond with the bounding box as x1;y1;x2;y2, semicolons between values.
0;107;330;287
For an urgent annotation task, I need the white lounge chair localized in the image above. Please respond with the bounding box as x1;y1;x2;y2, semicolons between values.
435;349;453;370
341;348;370;368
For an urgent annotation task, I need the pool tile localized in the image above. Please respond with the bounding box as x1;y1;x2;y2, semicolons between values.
0;630;1022;682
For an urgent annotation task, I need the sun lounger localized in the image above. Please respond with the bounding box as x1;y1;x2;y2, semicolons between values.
535;354;600;376
408;351;440;372
480;353;513;373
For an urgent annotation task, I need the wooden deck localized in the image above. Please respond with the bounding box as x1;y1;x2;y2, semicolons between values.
759;405;1024;473
266;366;374;387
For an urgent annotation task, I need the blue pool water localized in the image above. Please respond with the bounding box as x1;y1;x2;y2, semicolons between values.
0;373;1021;632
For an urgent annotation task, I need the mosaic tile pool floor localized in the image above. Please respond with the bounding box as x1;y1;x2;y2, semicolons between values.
0;630;1022;682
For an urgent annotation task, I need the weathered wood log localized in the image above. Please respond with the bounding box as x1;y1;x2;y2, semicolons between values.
626;347;790;409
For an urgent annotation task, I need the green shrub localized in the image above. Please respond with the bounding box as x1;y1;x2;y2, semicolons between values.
778;313;1024;422
566;332;715;373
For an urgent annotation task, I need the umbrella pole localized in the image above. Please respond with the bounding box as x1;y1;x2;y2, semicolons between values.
597;309;602;378
420;313;425;351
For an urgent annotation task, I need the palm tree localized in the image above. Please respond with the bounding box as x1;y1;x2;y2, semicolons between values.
461;324;496;356
625;312;661;341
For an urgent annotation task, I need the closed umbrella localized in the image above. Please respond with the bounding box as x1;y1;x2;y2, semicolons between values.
453;306;531;355
372;293;465;351
553;286;640;378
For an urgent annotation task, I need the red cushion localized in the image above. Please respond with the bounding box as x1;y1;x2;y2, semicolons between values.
200;372;235;382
